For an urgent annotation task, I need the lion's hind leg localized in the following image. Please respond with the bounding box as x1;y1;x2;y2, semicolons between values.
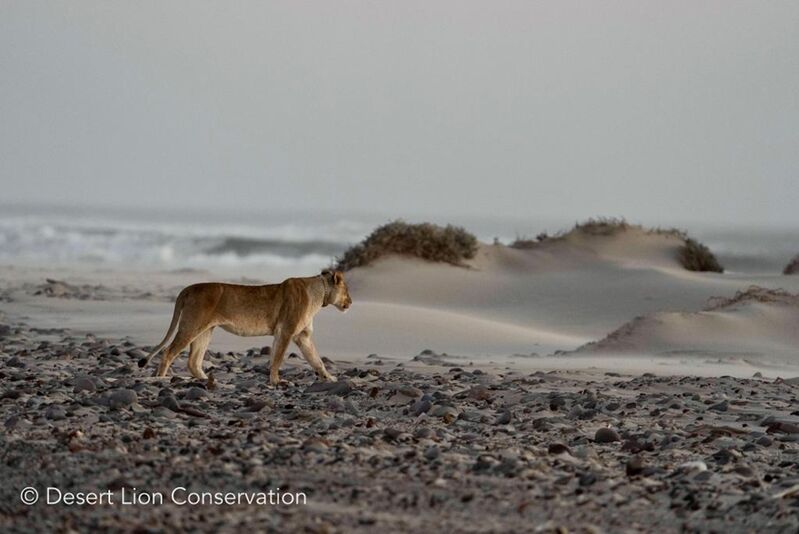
156;323;207;378
187;328;213;380
269;328;292;386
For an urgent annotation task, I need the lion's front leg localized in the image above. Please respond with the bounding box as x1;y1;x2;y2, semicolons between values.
294;330;336;382
269;331;291;386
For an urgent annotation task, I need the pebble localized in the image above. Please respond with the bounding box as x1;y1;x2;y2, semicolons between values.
414;427;434;440
184;387;208;400
396;385;423;398
424;446;441;461
73;376;96;393
756;435;773;447
626;456;645;477
495;410;512;425
108;389;138;410
709;400;729;412
383;428;403;441
595;427;621;443
45;404;66;420
548;443;571;455
676;460;707;474
411;399;432;416
466;385;492;401
305;381;353;396
6;356;26;368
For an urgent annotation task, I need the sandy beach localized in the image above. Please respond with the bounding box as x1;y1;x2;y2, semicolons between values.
2;225;799;532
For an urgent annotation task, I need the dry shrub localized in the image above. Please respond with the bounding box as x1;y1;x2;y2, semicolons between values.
704;286;799;311
572;217;631;236
678;238;724;273
334;221;478;271
510;217;722;272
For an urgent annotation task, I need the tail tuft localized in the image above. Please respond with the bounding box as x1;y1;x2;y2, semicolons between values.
138;357;148;368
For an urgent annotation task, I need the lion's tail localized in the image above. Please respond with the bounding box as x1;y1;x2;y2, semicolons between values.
138;290;186;369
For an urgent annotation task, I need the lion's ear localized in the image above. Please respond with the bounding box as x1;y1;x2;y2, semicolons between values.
333;271;344;285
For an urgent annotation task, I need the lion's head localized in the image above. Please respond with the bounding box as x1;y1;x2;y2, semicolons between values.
322;270;352;311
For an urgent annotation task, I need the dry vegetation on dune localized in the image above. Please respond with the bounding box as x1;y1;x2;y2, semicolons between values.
704;285;799;311
511;217;724;272
678;238;724;273
784;255;799;275
334;221;478;271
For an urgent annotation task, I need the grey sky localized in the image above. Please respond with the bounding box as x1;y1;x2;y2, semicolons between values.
1;1;797;226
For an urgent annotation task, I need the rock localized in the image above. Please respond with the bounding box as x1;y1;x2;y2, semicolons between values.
548;443;571;455
184;387;208;400
414;427;434;440
466;386;492;401
709;400;729;412
6;356;26;368
473;455;499;472
108;389;138;410
495;455;520;477
411;399;432;416
246;400;269;412
395;385;423;398
383;428;404;441
676;460;707;474
495;410;512;425
125;348;146;360
621;438;654;453
45;405;66;420
260;346;271;356
766;421;799;434
424;446;441;461
305;380;353;396
626;456;645;477
73;376;96;393
733;465;756;478
159;391;181;412
595;427;621;443
430;404;459;422
756;435;773;447
711;448;738;465
302;438;329;453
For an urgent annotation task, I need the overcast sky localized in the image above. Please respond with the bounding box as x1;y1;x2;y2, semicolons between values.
1;1;797;226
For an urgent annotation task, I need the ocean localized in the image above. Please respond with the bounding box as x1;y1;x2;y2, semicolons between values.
0;204;796;279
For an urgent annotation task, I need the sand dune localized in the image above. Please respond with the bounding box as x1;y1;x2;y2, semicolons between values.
574;287;799;362
327;229;799;365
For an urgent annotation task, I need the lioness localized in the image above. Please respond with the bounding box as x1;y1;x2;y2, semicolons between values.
138;270;352;385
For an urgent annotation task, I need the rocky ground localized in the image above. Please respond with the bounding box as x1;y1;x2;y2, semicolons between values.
2;320;799;533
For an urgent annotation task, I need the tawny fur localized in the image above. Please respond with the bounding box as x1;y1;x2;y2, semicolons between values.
139;270;352;385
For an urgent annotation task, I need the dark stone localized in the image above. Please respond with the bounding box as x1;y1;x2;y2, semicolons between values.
595;427;621;443
411;399;432;416
108;389;138;409
548;443;571;455
626;456;645;477
6;356;26;368
45;405;66;420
